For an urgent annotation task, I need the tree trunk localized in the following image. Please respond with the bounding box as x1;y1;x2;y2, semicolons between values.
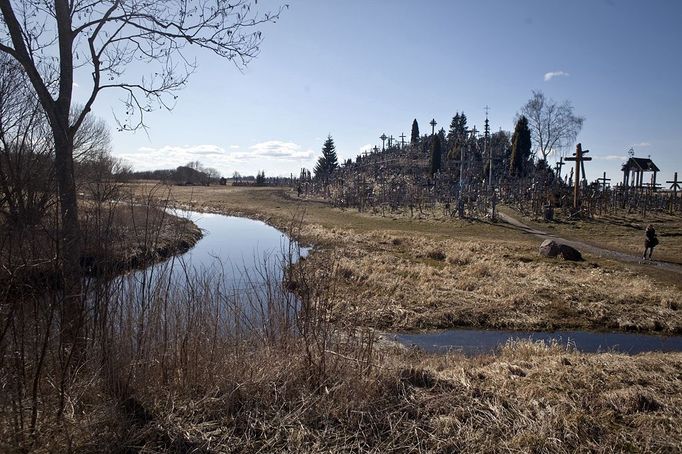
53;131;84;356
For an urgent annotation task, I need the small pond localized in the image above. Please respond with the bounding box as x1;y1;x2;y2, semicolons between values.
391;328;682;355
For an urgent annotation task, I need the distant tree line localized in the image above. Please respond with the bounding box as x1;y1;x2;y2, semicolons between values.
129;161;221;185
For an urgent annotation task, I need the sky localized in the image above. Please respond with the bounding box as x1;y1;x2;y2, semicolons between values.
75;0;682;184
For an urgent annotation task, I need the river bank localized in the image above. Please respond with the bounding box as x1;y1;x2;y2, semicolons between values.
0;202;202;290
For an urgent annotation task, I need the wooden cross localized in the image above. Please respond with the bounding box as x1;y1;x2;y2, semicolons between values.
564;143;592;209
430;118;437;135
399;133;406;148
372;145;379;154
554;157;565;178
597;171;611;191
667;172;681;199
388;135;394;148
380;133;387;151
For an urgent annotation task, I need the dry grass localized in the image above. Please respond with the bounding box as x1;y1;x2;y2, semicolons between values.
302;228;682;333
3;183;682;452
138;182;681;334
19;341;682;453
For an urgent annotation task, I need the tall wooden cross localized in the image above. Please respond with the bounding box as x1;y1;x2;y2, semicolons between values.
667;171;681;199
430;118;437;135
388;135;394;148
399;133;406;148
597;171;611;191
380;133;387;151
564;143;592;209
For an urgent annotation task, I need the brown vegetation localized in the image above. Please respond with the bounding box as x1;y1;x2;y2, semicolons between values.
140;183;682;334
2;182;681;452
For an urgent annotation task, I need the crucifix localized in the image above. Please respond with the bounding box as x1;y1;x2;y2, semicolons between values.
667;172;681;199
380;133;387;151
554;157;565;179
564;143;592;209
430;118;437;135
399;133;406;149
597;171;611;191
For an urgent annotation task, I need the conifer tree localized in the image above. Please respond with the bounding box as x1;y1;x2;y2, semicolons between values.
410;119;420;144
510;116;532;177
430;134;442;175
313;135;338;184
446;113;461;149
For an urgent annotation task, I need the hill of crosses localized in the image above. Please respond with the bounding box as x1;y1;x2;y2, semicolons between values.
300;116;679;220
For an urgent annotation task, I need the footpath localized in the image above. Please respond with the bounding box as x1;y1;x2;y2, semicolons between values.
496;211;682;275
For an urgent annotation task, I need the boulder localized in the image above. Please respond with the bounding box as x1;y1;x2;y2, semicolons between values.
559;244;583;261
539;239;561;258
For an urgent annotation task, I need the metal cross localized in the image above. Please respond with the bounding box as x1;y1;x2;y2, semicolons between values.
430;119;437;135
380;133;387;151
596;171;611;191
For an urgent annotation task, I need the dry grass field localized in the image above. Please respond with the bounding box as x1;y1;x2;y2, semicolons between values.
134;182;682;334
4;182;679;452
43;341;682;453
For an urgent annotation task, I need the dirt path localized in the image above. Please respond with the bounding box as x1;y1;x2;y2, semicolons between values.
496;211;682;275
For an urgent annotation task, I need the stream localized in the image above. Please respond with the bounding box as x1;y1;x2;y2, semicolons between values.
132;210;681;355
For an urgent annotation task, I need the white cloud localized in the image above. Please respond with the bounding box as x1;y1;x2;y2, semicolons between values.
593;154;626;161
544;71;570;81
114;140;315;175
246;140;315;160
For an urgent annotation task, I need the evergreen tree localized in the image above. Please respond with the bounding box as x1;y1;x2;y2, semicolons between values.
313;135;338;183
410;119;420;144
510;116;532;177
446;112;469;157
430;135;442;175
446;113;461;149
255;170;266;186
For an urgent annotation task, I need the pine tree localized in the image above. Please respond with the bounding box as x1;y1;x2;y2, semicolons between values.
446;113;461;149
510;116;532;177
446;112;469;157
313;135;338;184
410;119;420;144
430;135;442;176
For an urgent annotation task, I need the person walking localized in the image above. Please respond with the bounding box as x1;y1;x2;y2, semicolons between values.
643;224;658;260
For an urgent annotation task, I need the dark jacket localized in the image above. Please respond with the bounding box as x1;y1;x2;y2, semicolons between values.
645;227;658;248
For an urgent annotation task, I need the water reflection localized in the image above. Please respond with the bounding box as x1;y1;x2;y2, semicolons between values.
392;328;682;355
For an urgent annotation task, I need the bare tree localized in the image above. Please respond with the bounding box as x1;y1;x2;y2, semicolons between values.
0;54;55;226
0;0;284;346
520;90;584;162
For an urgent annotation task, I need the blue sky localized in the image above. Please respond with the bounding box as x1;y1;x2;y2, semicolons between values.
79;0;682;183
